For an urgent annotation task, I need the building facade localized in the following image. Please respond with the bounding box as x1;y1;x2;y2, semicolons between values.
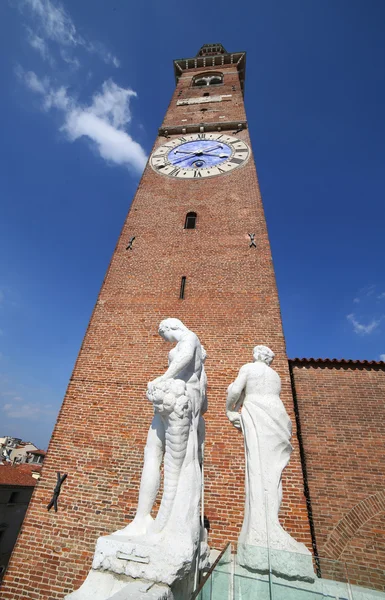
1;44;385;598
290;358;385;588
0;464;41;581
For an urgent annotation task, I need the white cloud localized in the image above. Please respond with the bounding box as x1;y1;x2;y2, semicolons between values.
20;0;119;67
377;292;385;300
3;401;55;420
60;48;80;69
22;0;78;46
379;354;385;361
17;67;48;94
353;285;376;303
43;85;70;111
64;111;147;172
26;27;54;65
86;80;136;128
347;313;381;335
18;70;147;173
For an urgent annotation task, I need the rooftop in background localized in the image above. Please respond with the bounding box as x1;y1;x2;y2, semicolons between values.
290;358;385;367
0;463;42;487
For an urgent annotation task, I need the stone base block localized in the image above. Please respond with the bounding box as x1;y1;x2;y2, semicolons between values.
65;570;173;600
237;545;315;583
92;533;196;587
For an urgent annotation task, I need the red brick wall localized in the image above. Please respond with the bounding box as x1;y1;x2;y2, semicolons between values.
291;359;385;582
162;65;246;129
1;61;312;599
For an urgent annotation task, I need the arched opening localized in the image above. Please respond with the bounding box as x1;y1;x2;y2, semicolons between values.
192;72;224;87
184;212;197;230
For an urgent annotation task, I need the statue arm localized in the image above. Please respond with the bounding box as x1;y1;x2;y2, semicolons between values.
226;365;248;430
200;368;208;415
158;334;196;381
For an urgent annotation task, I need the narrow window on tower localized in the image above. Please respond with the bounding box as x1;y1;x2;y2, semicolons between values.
203;92;210;97
184;212;197;230
179;276;186;300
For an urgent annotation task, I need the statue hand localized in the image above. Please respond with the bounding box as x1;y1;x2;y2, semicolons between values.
149;375;165;388
227;411;242;430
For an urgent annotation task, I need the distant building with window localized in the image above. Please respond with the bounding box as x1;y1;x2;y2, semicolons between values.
0;437;46;465
0;463;42;581
0;437;45;580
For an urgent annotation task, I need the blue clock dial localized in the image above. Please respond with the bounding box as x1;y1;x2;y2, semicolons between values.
168;140;232;170
150;133;250;178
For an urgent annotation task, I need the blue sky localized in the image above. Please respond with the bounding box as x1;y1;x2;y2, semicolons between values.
1;0;384;448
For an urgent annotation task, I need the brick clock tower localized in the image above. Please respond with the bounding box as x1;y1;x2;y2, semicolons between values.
2;44;313;598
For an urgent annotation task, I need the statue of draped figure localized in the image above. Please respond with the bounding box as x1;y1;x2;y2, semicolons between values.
226;345;313;581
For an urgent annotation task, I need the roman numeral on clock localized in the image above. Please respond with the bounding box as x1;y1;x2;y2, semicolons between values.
229;157;244;165
197;133;206;140
193;170;202;177
169;167;181;176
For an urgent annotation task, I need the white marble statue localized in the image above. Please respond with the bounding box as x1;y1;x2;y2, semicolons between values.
226;345;313;580
115;318;207;540
67;319;207;600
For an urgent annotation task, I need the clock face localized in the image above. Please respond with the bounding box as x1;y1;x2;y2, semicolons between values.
150;133;250;178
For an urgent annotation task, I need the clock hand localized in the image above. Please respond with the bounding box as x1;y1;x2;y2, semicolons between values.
170;154;197;165
200;145;223;153
174;146;223;155
202;153;228;158
173;150;199;155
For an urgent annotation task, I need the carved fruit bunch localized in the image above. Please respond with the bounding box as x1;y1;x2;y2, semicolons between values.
147;379;190;418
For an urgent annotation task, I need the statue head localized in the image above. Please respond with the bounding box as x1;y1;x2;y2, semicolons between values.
253;345;274;365
158;318;188;342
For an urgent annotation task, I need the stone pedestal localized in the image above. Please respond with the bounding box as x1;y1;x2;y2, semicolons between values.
91;532;198;586
65;532;200;600
237;544;315;583
65;571;173;600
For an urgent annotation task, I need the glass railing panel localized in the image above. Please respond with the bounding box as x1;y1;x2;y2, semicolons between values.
312;556;350;599
233;544;270;600
210;542;232;600
346;561;385;599
233;545;271;600
192;543;232;600
195;575;211;600
195;542;385;600
234;545;354;599
270;546;321;600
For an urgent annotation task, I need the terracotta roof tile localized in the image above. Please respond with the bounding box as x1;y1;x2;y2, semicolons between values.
17;464;42;473
290;357;385;367
0;464;39;487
